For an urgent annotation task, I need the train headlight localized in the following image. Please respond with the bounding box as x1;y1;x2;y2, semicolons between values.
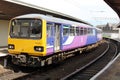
34;46;44;52
8;44;15;49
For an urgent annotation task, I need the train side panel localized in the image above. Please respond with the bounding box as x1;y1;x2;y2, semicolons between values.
62;25;88;51
62;36;87;50
86;36;97;45
86;28;97;45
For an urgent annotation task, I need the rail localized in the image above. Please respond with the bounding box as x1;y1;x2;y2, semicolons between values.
60;41;110;80
61;38;119;80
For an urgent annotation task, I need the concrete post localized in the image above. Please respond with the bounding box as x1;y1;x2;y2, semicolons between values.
4;58;7;67
118;28;120;39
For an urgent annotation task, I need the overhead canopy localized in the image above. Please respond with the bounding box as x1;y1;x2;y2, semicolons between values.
0;0;91;25
104;0;120;27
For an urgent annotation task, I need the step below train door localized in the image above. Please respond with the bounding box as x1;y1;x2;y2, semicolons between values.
54;23;61;52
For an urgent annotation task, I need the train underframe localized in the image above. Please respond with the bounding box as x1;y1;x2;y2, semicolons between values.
10;40;105;67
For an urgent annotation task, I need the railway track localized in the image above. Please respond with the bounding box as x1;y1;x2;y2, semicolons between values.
0;38;119;80
61;38;119;80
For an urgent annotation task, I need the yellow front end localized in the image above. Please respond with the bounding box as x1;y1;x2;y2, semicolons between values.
8;20;47;57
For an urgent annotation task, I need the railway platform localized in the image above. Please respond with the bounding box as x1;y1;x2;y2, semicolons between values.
0;47;11;76
91;38;120;80
0;47;8;57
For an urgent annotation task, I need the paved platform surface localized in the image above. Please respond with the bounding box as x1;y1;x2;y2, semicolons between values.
0;47;12;76
94;54;120;80
0;47;8;57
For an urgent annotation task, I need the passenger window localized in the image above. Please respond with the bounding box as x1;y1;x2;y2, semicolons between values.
47;23;53;37
70;26;75;36
74;27;76;36
80;27;84;35
91;28;94;35
88;28;91;35
84;28;87;35
88;28;93;35
93;29;96;35
63;25;69;36
76;27;79;36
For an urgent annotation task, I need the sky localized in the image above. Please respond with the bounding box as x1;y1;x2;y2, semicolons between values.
6;0;120;26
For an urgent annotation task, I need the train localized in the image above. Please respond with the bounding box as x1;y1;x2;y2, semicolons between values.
8;14;102;67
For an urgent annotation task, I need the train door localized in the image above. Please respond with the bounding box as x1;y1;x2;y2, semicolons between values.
54;24;60;52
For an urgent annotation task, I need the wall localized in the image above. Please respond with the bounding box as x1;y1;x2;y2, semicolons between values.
0;20;9;47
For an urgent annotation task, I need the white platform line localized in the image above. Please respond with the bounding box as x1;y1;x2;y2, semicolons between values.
0;52;8;57
0;48;8;51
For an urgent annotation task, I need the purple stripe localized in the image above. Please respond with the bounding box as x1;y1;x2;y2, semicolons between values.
63;36;87;50
47;48;54;55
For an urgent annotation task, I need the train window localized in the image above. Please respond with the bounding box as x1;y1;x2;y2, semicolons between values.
70;26;75;36
91;29;93;35
10;23;20;37
99;30;100;34
63;25;69;36
30;20;41;38
80;27;84;35
93;29;96;35
74;27;76;36
88;28;94;35
47;23;53;37
91;29;94;35
10;19;42;39
84;28;87;35
97;29;102;34
92;29;94;35
21;26;29;37
88;28;90;34
76;27;79;36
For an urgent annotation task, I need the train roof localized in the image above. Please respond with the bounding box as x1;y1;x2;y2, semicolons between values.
95;27;102;31
14;14;93;28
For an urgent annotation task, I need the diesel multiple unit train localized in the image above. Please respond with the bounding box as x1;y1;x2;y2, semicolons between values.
8;14;102;67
